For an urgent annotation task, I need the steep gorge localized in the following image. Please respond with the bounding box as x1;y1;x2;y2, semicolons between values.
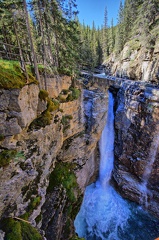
0;72;159;239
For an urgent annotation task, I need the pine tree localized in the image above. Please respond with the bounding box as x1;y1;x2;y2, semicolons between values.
138;0;159;49
102;7;109;60
109;18;115;53
115;0;124;53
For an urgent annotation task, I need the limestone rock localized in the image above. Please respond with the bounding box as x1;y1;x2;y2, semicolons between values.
105;38;159;82
0;79;108;239
0;84;39;138
46;75;72;98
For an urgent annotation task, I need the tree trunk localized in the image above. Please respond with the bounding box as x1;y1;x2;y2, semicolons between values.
23;0;41;87
13;19;29;82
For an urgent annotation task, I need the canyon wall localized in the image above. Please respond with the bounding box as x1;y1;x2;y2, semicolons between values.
105;38;159;83
113;81;159;217
1;72;159;239
0;76;108;239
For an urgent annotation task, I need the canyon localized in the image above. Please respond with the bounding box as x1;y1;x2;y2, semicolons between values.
0;72;159;239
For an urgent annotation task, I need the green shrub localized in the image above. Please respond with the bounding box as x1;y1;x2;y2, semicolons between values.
47;98;59;112
66;88;80;101
38;89;49;101
0;150;17;168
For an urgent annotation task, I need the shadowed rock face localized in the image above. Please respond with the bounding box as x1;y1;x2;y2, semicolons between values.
40;89;108;240
113;82;159;217
0;78;108;239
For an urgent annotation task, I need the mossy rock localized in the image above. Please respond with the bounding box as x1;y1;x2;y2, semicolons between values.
20;196;41;221
29;97;59;130
66;88;80;101
0;60;38;89
38;89;49;101
61;115;73;132
1;218;42;240
0;150;17;168
0;134;5;141
47;162;77;202
29;110;52;130
47;99;59;112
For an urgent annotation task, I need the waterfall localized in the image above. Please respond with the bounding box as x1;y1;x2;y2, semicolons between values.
74;91;159;240
98;92;114;187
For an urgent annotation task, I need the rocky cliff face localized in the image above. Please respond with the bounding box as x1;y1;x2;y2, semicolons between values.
113;81;159;217
0;76;108;239
105;38;159;83
1;71;159;239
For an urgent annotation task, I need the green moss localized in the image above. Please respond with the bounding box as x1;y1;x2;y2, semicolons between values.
29;97;59;130
38;89;49;101
0;59;38;89
0;150;17;168
1;218;42;240
61;115;73;132
21;196;41;221
0;134;5;141
29;110;51;130
47;162;77;202
66;88;80;101
47;162;83;237
1;218;22;240
14;152;25;161
47;99;59;112
58;94;66;103
35;214;42;224
21;221;42;240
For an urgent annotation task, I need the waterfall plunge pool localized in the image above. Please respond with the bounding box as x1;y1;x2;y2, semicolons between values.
74;91;159;240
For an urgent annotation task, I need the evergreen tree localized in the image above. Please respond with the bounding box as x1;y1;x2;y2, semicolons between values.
109;18;115;53
135;0;159;49
115;0;124;53
102;7;109;60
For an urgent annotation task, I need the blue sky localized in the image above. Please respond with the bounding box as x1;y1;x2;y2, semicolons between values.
76;0;124;28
